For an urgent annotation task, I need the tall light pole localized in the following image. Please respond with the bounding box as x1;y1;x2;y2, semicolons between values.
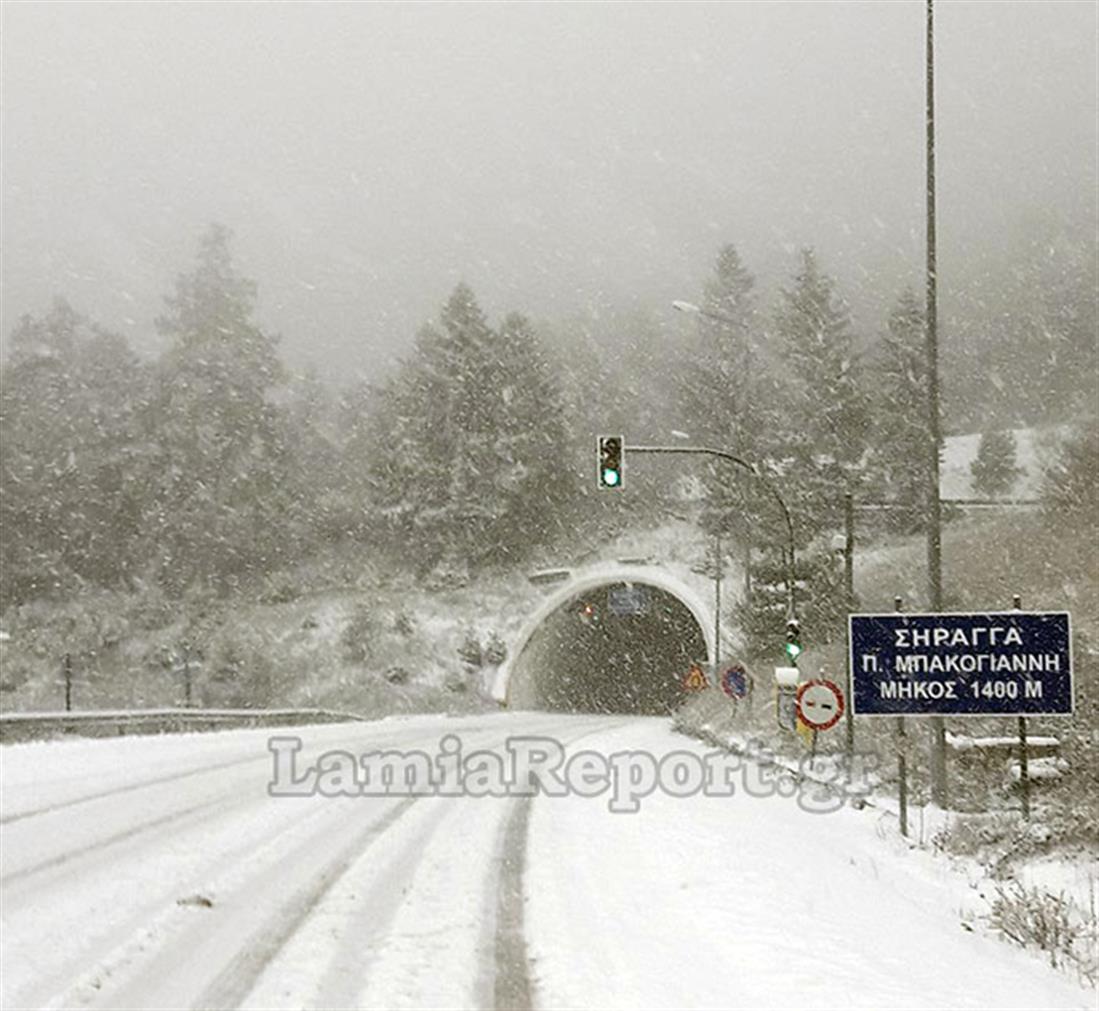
925;0;948;808
672;300;753;413
627;443;797;623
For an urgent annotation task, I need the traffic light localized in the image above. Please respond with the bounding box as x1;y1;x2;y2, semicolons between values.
784;617;802;663
597;435;623;489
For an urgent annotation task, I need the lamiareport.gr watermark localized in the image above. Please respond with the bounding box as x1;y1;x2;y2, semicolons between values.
267;735;880;814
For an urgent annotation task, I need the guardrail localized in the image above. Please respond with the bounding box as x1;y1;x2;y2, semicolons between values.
0;707;368;744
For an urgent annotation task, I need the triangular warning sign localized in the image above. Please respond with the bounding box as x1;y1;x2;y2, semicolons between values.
683;663;709;691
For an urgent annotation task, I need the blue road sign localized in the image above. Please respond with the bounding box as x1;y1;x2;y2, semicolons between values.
720;664;750;699
850;611;1072;716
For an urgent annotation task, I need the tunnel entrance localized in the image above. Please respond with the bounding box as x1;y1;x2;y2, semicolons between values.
507;581;710;714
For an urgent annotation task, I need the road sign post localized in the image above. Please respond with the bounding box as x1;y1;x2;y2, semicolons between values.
892;597;909;836
843;490;855;768
1013;594;1030;821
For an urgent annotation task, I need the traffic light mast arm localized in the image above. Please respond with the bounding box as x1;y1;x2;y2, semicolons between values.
625;444;798;620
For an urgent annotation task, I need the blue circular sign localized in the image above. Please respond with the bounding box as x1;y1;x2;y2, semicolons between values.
721;664;750;699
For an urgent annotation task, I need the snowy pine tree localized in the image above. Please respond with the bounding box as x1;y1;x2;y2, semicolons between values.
774;248;869;468
970;430;1021;498
366;284;573;573
143;224;296;594
676;245;767;546
765;249;869;542
0;299;146;606
867;289;931;529
1043;423;1097;520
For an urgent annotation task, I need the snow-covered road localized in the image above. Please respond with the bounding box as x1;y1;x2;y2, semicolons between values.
1;713;1092;1010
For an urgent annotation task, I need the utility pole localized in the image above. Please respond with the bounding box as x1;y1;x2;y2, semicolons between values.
925;0;948;809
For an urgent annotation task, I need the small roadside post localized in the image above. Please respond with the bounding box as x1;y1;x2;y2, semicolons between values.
172;642;203;708
63;652;73;712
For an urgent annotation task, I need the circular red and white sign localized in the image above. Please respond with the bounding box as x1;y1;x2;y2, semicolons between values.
796;679;845;731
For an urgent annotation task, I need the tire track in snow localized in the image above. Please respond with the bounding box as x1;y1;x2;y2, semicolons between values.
44;795;420;1011
16;721;493;1010
0;752;263;826
194;795;422;1011
1;721;459;883
8;792;343;1011
492;794;535;1011
302;796;460;1011
487;718;631;1011
1;792;233;886
1;717;462;826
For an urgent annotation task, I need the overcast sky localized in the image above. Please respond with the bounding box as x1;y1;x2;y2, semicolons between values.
2;1;1095;382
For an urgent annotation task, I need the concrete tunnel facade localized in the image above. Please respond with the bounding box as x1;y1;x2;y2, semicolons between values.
494;565;715;714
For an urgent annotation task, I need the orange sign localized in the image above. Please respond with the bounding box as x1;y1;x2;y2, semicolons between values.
683;663;709;691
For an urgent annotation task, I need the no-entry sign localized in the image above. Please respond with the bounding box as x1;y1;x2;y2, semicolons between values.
850;611;1073;716
796;679;844;731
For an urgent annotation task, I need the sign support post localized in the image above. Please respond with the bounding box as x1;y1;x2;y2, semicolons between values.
894;597;909;839
1013;593;1030;821
843;490;856;772
714;530;722;678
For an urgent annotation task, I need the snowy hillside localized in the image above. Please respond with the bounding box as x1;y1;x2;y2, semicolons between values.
941;427;1064;500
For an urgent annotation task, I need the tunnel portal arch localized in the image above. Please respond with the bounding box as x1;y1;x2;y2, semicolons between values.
493;565;714;709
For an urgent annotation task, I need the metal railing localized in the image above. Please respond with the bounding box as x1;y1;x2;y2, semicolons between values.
0;707;368;744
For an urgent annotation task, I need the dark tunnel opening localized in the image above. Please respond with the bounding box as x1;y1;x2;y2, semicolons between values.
508;581;710;714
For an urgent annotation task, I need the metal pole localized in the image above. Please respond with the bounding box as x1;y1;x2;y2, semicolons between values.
844;491;856;766
925;0;948;810
714;530;722;676
183;642;193;707
1014;593;1030;821
63;653;72;712
743;530;752;603
627;444;797;619
895;596;908;838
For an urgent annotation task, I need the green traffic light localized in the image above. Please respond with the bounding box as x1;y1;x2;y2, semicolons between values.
785;642;802;659
602;468;620;486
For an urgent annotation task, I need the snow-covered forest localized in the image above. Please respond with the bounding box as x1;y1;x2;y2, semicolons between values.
3;221;1094;604
0;217;1093;674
